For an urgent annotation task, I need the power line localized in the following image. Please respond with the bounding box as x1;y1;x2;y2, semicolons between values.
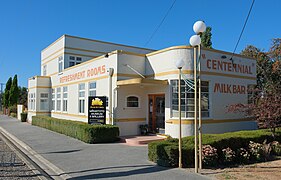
230;0;255;60
143;0;177;47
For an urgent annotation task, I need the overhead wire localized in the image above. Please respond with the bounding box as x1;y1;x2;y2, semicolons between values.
143;0;177;47
230;0;255;60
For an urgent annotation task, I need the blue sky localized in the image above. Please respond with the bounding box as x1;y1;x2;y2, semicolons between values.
0;0;280;87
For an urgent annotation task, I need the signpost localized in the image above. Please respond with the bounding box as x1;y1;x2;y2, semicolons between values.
88;96;106;124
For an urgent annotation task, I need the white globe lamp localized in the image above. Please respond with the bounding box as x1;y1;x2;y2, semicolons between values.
189;35;201;46
175;59;185;69
193;21;206;34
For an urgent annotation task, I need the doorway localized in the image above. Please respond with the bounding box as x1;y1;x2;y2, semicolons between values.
148;94;165;133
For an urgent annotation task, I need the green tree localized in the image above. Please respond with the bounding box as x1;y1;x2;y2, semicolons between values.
230;39;281;136
201;26;212;49
18;86;28;107
241;45;273;91
9;75;19;106
268;38;281;92
3;77;12;108
269;38;281;61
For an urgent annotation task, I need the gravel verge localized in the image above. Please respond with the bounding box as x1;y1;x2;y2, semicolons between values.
0;135;39;180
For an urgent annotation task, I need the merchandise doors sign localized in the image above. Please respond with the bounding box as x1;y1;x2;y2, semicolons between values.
88;96;106;124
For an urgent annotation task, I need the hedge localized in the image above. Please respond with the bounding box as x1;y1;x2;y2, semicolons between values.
32;116;119;143
148;129;281;167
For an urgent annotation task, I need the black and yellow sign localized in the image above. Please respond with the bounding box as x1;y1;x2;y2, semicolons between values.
88;96;106;124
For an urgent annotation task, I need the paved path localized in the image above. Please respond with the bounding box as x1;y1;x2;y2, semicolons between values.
0;115;209;180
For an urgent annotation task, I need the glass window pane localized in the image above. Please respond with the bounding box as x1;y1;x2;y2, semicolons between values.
201;81;209;86
202;111;209;117
201;87;209;92
187;112;194;118
69;62;75;67
89;82;96;89
79;83;85;90
79;91;85;97
127;96;138;101
89;90;96;96
186;106;195;111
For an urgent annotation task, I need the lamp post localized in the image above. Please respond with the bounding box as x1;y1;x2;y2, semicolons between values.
108;68;114;125
189;20;206;173
175;59;185;168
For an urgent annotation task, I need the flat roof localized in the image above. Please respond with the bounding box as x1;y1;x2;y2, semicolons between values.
42;34;156;53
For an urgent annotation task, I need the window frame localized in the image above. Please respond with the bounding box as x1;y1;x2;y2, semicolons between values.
43;65;47;76
63;86;68;112
170;79;210;119
58;56;63;73
125;95;140;108
88;81;97;97
78;83;85;114
56;87;61;111
51;88;55;111
40;93;49;111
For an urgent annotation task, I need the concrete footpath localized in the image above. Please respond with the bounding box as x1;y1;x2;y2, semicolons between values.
0;115;209;180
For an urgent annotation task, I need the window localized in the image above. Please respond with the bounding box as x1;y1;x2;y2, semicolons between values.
171;80;210;118
56;87;61;111
126;96;139;107
69;56;75;60
29;93;36;111
63;86;68;112
68;56;82;67
43;65;47;76
51;89;55;111
40;93;49;111
78;83;85;113
58;56;63;73
69;61;75;67
89;82;96;96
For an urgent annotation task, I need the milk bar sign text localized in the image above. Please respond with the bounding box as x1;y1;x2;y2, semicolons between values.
214;83;246;94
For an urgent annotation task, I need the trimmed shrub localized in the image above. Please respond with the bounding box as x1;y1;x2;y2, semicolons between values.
248;141;265;161
148;129;281;167
10;112;17;118
271;141;281;156
221;147;236;165
21;113;27;122
32;116;119;143
8;105;17;113
148;141;194;167
202;145;218;167
236;148;250;164
249;140;272;162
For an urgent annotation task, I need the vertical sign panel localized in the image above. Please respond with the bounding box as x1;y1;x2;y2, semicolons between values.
88;96;106;124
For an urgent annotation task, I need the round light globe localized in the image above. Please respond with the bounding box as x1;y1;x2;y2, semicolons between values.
193;21;206;34
189;35;201;46
175;59;185;69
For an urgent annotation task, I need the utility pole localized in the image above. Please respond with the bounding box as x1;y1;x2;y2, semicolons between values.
0;83;5;112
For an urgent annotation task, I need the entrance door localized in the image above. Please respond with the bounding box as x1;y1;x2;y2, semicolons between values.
148;94;165;133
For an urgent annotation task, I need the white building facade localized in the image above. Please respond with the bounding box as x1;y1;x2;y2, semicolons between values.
28;35;257;137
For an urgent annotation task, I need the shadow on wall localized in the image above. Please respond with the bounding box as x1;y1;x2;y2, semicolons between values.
144;57;155;78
